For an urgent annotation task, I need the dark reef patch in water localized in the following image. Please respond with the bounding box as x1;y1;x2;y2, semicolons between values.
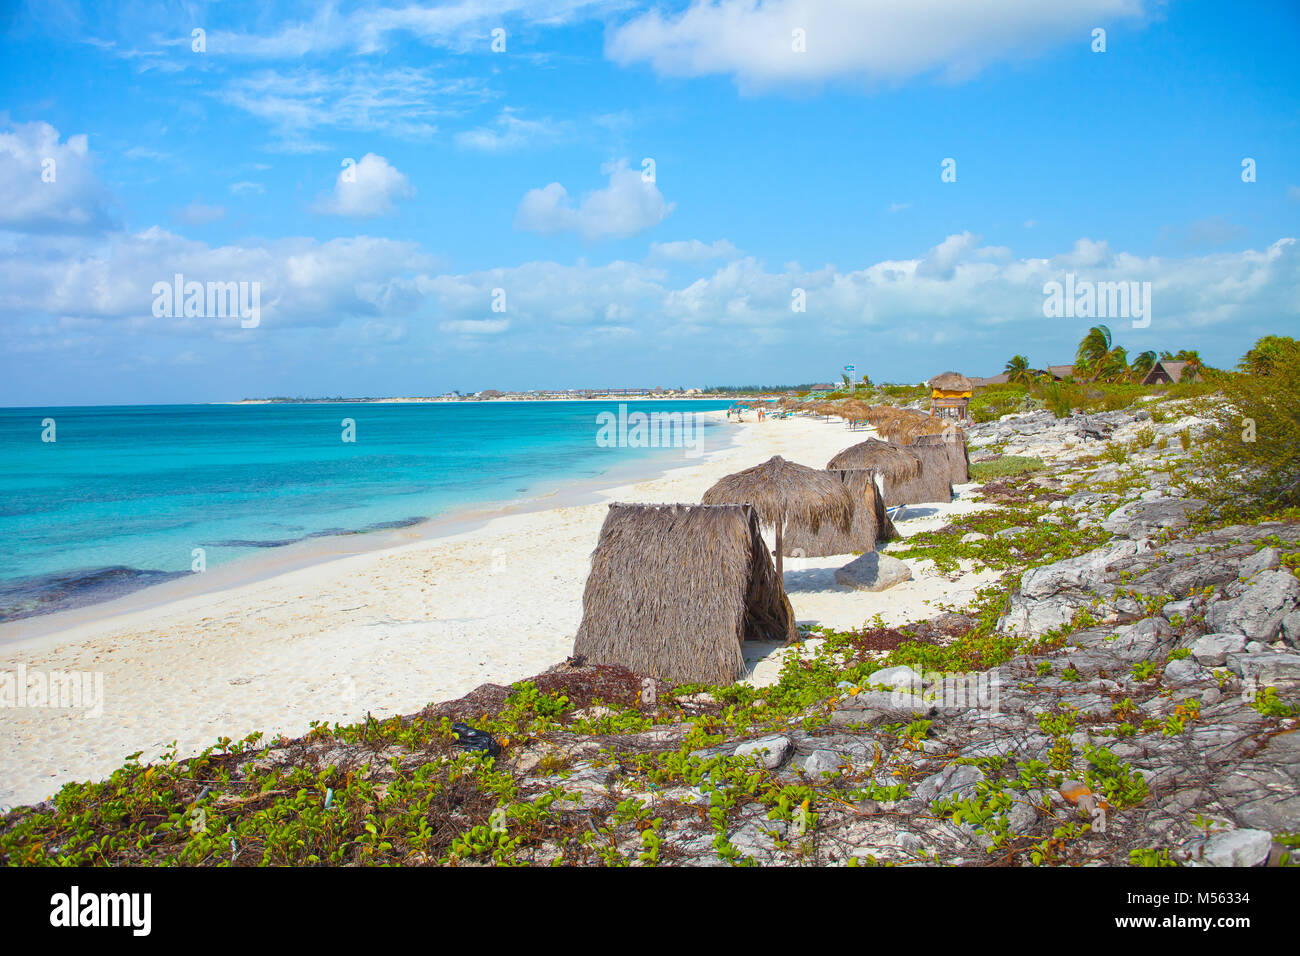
0;566;188;623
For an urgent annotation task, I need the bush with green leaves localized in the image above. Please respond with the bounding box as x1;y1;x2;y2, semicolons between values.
1192;335;1300;518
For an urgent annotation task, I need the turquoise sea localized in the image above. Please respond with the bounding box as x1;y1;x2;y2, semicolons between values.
0;401;731;621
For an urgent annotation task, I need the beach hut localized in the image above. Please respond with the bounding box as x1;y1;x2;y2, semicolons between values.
896;441;955;502
573;503;796;684
927;372;974;421
827;438;949;505
908;431;970;485
701;455;853;580
782;469;895;557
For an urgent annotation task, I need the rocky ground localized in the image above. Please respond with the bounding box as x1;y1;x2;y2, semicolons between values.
3;396;1297;867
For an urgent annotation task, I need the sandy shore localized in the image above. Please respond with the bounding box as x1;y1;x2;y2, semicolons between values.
0;412;992;809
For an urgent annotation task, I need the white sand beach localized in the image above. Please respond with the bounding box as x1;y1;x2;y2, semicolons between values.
0;412;993;809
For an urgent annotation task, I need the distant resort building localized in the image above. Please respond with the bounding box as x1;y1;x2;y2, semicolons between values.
927;371;974;420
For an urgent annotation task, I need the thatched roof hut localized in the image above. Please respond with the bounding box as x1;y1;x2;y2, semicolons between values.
927;371;974;391
701;455;853;579
894;441;955;503
827;438;948;506
909;431;970;484
927;372;974;421
782;469;895;557
573;503;795;684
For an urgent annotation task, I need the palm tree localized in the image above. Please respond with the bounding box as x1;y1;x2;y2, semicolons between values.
1075;325;1127;382
1130;350;1158;382
1172;349;1204;380
1159;349;1206;381
1003;354;1032;384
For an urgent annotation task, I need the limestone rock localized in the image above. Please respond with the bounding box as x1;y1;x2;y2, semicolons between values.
1188;829;1274;868
835;552;912;591
1188;633;1247;667
1205;570;1300;642
734;735;794;770
1102;498;1206;538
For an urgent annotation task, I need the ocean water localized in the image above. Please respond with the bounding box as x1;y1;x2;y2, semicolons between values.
0;401;731;621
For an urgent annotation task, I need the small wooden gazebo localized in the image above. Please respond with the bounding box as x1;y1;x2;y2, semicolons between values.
927;372;974;421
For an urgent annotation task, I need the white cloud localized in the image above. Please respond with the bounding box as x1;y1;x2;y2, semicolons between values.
0;120;114;234
0;228;437;333
455;110;562;151
230;181;265;195
4;223;1296;382
206;2;614;57
171;200;226;227
515;159;674;240
606;0;1151;90
312;154;414;218
218;67;488;149
649;238;740;262
916;231;980;279
439;319;511;335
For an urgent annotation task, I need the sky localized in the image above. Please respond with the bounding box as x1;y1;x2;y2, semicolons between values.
1;0;1298;405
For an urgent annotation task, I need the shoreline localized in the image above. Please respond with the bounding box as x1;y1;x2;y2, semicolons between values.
0;410;740;647
0;412;984;809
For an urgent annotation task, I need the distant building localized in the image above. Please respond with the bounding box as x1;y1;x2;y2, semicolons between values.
1141;360;1196;385
927;371;974;420
1047;365;1076;380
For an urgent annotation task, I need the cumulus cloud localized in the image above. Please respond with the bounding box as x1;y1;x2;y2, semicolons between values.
0;120;115;234
514;159;674;240
312;153;415;218
916;231;981;279
3;226;1296;386
606;0;1151;90
0;228;437;334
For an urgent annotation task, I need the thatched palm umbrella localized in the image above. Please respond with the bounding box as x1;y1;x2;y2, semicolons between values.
828;438;921;483
574;503;795;682
702;455;853;580
827;438;948;506
837;399;871;429
782;468;894;556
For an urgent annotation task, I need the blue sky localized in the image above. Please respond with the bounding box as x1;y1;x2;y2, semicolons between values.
1;0;1298;404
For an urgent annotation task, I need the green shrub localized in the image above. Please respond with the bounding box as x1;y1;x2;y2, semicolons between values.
1192;337;1300;518
969;456;1045;481
970;384;1030;423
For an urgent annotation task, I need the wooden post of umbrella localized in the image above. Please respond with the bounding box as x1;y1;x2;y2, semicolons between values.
775;507;785;581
